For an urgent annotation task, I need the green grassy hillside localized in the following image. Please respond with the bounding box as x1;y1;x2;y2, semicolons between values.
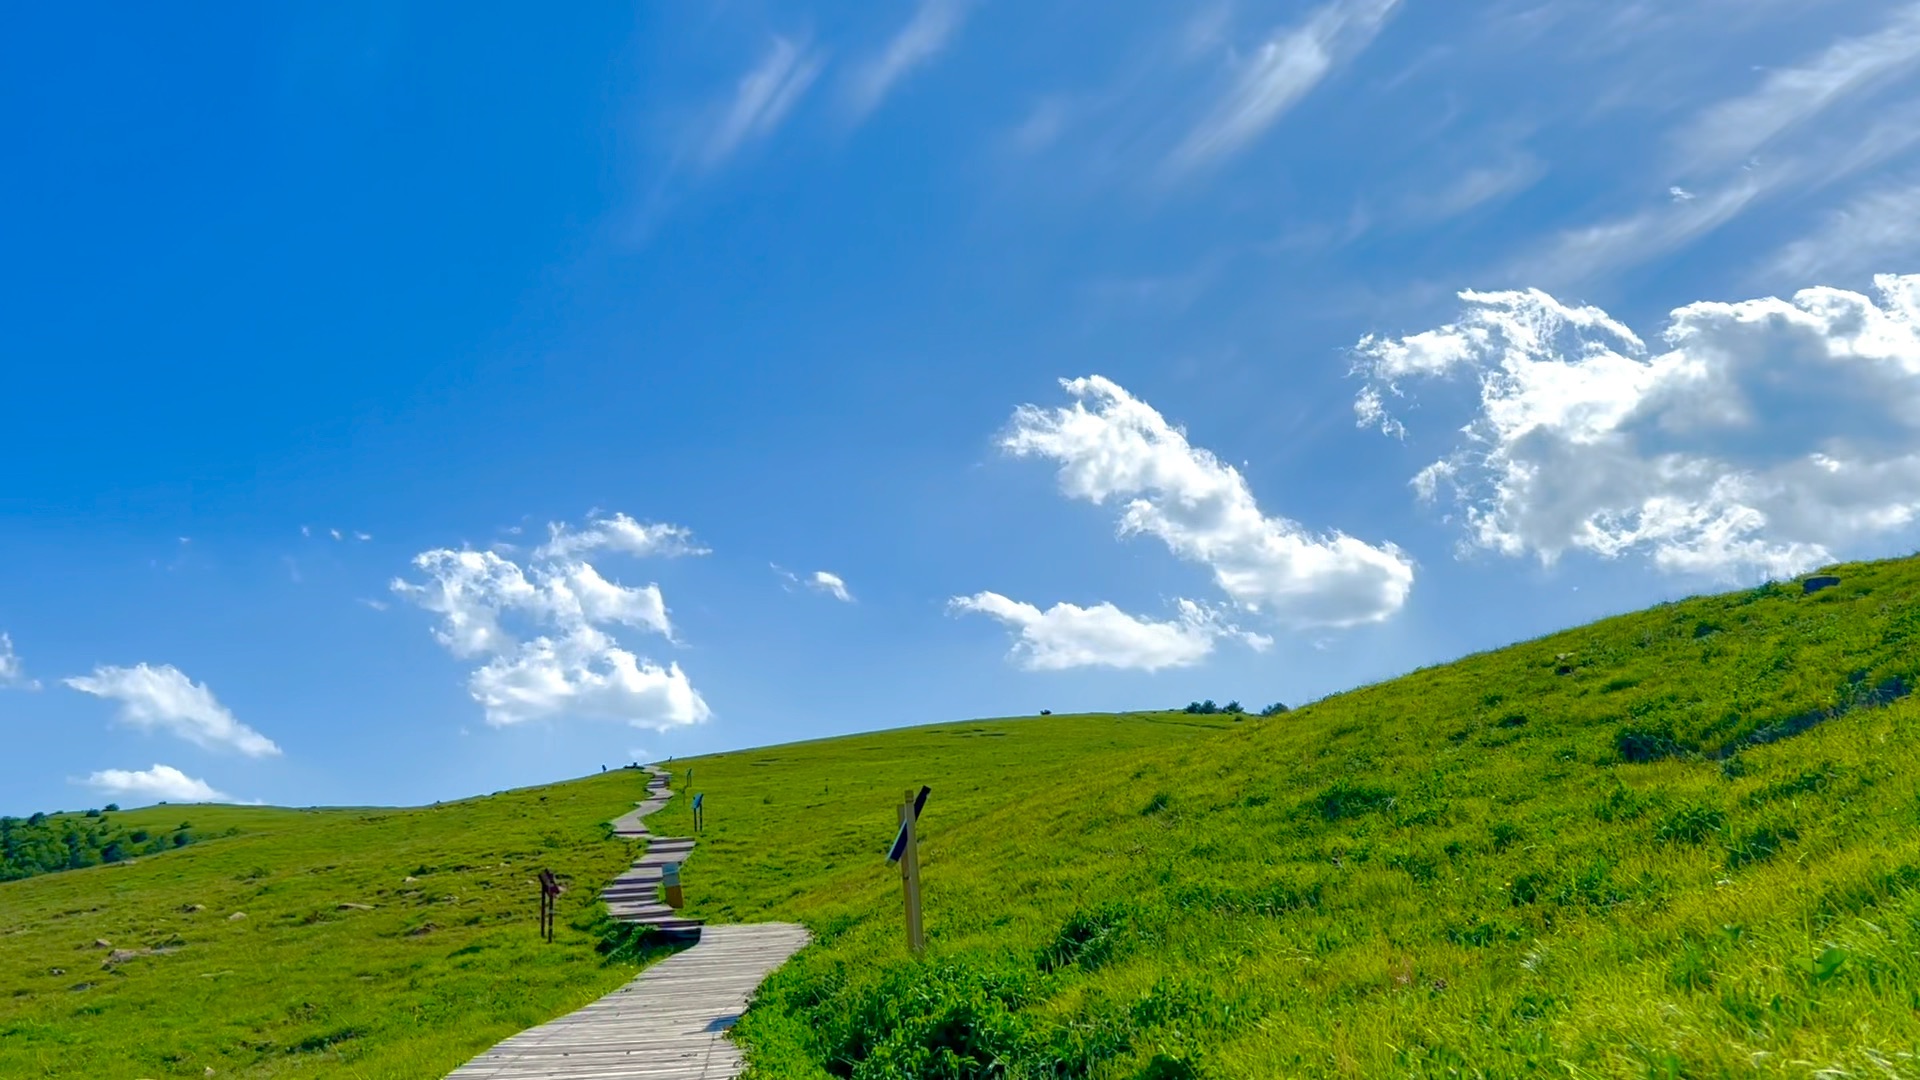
0;773;664;1078
13;556;1920;1079
647;557;1920;1079
0;717;1220;1078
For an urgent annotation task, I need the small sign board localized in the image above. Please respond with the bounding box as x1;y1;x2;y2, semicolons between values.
692;792;704;810
887;786;931;864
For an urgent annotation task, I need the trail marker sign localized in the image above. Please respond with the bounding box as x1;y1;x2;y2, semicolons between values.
537;869;561;943
887;786;931;864
887;786;930;955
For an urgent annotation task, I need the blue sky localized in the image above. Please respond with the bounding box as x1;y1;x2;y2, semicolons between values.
6;1;1920;814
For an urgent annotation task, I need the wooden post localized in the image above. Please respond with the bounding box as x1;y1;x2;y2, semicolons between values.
538;869;558;943
900;790;924;955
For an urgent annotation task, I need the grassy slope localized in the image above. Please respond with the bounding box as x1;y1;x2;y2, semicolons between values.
0;772;660;1079
649;557;1920;1079
0;716;1221;1079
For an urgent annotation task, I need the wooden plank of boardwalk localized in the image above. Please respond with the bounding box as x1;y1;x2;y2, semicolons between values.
445;765;810;1079
444;923;810;1080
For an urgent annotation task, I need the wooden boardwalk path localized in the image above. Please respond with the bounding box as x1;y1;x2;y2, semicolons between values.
446;766;809;1079
604;766;702;937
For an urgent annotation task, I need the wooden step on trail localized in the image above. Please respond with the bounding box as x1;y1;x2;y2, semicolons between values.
445;764;810;1079
604;766;704;941
444;923;811;1079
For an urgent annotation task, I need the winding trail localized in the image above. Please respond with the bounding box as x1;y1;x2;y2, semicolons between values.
603;766;703;937
446;766;809;1079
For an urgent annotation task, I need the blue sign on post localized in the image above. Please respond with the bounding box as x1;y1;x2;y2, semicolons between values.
692;791;705;832
887;786;931;864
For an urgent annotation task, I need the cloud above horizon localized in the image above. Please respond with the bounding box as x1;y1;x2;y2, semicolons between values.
954;374;1407;670
845;0;972;122
700;36;824;168
64;664;281;757
775;564;856;602
82;763;234;805
1003;375;1415;627
0;632;37;690
1669;4;1920;179
393;513;711;730
1353;272;1920;580
1512;4;1920;287
535;512;708;562
951;592;1267;672
1165;0;1400;177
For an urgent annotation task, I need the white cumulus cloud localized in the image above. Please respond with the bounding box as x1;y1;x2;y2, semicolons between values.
1002;375;1414;627
394;513;709;731
0;632;38;689
64;664;281;758
810;570;854;603
536;512;708;561
1352;273;1920;580
83;763;234;805
772;564;857;602
391;549;542;659
950;593;1265;672
468;625;709;729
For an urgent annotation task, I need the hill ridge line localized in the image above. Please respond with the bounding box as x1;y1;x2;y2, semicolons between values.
444;766;809;1079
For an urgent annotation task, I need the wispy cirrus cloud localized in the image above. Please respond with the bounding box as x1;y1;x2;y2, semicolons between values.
1512;172;1773;288
1165;0;1401;177
845;0;973;122
1768;177;1920;282
700;36;825;168
1399;152;1546;223
1510;5;1920;287
1671;3;1920;177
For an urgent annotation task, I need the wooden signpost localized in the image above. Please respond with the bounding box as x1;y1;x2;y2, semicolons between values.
692;791;705;833
537;869;561;943
887;786;930;955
